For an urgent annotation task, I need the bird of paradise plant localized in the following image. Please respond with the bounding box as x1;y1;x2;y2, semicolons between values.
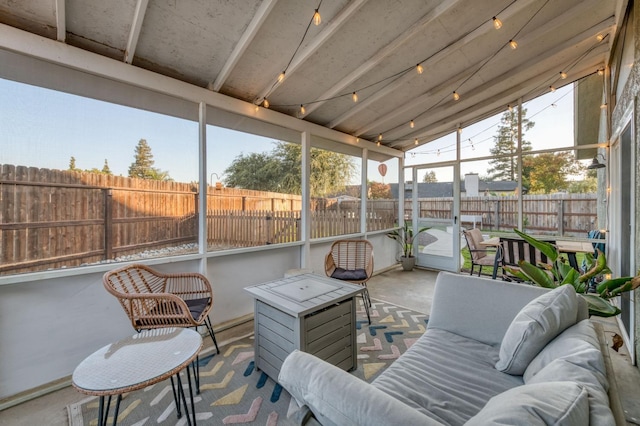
505;229;640;317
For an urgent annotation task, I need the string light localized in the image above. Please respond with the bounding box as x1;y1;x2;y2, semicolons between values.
356;137;360;143
596;34;604;41
416;64;424;74
378;133;383;141
414;138;419;145
560;71;567;79
509;39;518;49
597;68;604;76
437;149;441;156
492;17;502;29
278;72;285;83
600;103;607;109
549;86;556;92
376;141;381;146
352;92;358;102
263;98;270;108
410;120;415;128
508;104;513;112
453;91;460;101
313;9;321;26
300;104;306;115
457;127;462;134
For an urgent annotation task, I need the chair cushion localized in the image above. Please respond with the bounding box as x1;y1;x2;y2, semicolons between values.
466;381;589;426
330;267;368;281
185;297;211;320
496;284;579;375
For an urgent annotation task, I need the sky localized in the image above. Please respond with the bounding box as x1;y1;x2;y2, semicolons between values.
0;77;576;186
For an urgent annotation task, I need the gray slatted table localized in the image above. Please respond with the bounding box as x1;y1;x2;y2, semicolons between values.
244;274;364;380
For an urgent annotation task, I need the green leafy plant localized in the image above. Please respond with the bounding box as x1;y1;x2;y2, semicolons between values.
386;221;430;258
506;229;640;317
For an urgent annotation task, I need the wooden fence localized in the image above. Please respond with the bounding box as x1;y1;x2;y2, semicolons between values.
1;163;598;275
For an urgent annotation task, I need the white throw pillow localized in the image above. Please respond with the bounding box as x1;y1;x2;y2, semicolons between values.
496;284;578;375
466;382;589;425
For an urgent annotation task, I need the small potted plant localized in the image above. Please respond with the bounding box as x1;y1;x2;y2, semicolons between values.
506;228;640;317
386;221;430;271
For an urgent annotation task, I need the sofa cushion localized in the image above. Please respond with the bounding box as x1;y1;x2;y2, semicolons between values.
496;284;579;375
466;382;589;426
524;320;614;425
373;328;523;425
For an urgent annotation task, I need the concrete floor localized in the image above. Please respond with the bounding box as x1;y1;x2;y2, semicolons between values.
2;267;639;425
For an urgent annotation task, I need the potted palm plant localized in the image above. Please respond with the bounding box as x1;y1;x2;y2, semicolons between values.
506;228;640;317
386;221;430;271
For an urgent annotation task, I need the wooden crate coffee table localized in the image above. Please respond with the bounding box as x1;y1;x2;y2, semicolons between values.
244;273;364;380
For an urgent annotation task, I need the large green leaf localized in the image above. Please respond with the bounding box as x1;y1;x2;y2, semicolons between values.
514;229;558;262
582;294;621;317
519;260;556;288
560;268;580;286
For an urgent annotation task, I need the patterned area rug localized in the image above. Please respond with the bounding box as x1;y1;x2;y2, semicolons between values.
68;299;428;425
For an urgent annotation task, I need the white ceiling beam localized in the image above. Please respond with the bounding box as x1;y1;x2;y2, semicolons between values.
55;0;65;42
325;0;540;129
301;0;462;118
253;0;369;104
378;17;615;143
210;0;279;92
124;0;149;64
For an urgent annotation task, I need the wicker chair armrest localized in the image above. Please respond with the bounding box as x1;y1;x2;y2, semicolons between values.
324;252;337;276
164;273;213;298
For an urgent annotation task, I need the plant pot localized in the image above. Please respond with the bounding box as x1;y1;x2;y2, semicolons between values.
400;256;416;271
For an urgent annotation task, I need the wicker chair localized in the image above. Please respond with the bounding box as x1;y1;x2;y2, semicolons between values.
103;264;219;354
325;239;373;324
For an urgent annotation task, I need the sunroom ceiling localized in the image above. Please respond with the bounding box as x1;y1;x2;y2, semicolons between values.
0;0;621;152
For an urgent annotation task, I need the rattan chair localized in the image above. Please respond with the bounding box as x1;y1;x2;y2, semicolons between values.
325;239;373;324
103;264;219;354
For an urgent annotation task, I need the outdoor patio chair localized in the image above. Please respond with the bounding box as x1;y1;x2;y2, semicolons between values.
500;237;555;282
325;239;373;324
103;264;219;354
462;228;500;278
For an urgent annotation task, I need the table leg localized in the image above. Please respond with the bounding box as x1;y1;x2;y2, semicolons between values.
186;365;197;425
170;376;182;419
98;396;105;426
567;253;579;271
111;395;122;426
97;394;122;426
175;372;193;426
192;355;200;394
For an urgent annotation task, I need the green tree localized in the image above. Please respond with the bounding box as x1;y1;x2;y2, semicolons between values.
422;171;437;183
69;156;78;171
223;141;355;196
101;159;112;175
524;152;583;194
128;139;171;180
487;108;535;185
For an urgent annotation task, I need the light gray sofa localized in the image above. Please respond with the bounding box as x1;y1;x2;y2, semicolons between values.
278;272;622;425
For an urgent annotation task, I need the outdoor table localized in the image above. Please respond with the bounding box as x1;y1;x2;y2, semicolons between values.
72;327;202;426
556;240;595;271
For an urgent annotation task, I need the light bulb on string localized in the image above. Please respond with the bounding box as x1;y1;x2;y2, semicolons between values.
410;120;415;129
378;134;383;141
453;91;460;101
437;149;441;156
457;127;462;134
263;98;270;108
600;103;607;109
596;34;604;41
597;68;604;76
376;141;381;147
277;72;285;83
416;64;424;74
549;86;556;92
551;103;557;108
300;105;306;115
492;17;502;29
352;92;358;102
356;137;360;143
414;138;419;145
313;9;321;26
509;39;518;49
560;71;567;79
508;104;513;112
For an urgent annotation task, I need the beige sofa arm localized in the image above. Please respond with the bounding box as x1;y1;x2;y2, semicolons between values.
279;350;444;426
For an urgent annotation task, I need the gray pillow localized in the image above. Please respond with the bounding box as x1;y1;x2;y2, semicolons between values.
496;284;578;375
466;381;589;425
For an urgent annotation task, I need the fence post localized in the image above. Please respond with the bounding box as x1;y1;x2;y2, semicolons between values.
104;189;113;259
266;214;273;244
494;200;500;231
558;199;565;236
